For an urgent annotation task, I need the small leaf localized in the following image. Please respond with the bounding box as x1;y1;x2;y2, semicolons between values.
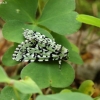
76;14;100;28
78;80;94;96
0;0;38;22
3;20;53;43
13;76;42;94
70;43;79;53
0;66;10;83
0;86;30;100
2;44;19;66
2;20;26;43
69;50;83;65
60;89;72;94
36;92;93;100
38;0;81;35
0;67;42;95
21;62;75;89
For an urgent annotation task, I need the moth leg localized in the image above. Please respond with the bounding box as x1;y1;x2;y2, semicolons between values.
58;60;62;69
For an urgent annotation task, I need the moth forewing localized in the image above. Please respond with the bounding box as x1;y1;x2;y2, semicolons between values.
12;29;69;68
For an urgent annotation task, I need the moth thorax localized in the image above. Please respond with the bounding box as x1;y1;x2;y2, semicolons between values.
55;44;62;51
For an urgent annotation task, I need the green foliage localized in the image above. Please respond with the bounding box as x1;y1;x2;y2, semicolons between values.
60;89;72;94
0;0;81;43
77;14;100;28
0;86;31;100
0;0;87;100
36;92;93;100
51;32;83;65
0;67;42;94
0;0;38;22
12;76;42;94
0;66;95;100
21;62;74;89
38;0;80;35
0;66;10;82
78;80;94;96
2;20;53;43
0;0;83;89
2;44;19;66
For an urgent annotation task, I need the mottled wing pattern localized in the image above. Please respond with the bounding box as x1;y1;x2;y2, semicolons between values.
12;29;69;67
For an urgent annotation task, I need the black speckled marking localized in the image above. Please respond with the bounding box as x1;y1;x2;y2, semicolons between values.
12;29;69;68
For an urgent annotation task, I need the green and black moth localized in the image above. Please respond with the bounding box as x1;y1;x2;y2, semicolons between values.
12;29;69;68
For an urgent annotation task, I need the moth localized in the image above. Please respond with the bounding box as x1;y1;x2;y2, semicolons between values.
12;29;69;68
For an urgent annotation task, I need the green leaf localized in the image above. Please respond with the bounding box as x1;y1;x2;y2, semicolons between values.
68;50;83;65
76;14;100;28
1;0;80;42
3;20;53;43
78;80;94;96
69;43;83;64
0;0;38;22
51;32;72;49
38;0;81;35
0;94;1;100
60;89;72;94
51;32;83;65
0;86;30;100
2;44;19;66
0;66;10;82
70;43;79;53
13;76;42;94
0;66;42;94
21;62;75;89
3;21;25;43
36;92;93;100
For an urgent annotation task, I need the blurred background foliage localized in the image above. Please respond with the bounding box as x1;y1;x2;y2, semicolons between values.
76;0;100;17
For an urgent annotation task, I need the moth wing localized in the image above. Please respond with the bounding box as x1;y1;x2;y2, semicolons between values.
12;40;37;62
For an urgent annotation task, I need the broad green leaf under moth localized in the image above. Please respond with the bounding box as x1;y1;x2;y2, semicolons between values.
21;62;75;89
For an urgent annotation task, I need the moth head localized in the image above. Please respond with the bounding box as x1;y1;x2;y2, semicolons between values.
61;47;69;60
55;44;62;52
